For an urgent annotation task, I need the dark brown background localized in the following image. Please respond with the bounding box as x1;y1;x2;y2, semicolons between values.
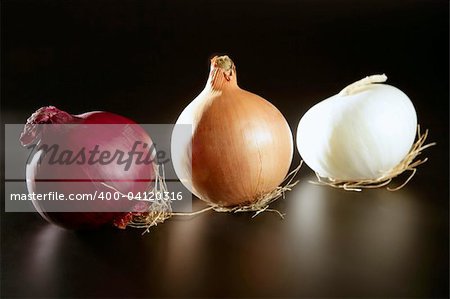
1;0;449;298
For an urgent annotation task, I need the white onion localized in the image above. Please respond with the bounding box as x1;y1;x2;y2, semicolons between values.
297;74;418;182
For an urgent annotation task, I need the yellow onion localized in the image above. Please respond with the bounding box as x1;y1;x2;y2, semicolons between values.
171;55;293;207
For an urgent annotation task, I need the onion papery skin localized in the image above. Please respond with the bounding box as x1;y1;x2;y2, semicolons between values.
297;79;417;181
21;106;155;229
172;56;293;207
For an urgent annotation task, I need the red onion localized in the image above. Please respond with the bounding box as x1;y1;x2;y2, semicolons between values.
20;106;155;229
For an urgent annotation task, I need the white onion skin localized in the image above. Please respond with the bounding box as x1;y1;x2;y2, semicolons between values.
297;83;417;181
172;56;293;207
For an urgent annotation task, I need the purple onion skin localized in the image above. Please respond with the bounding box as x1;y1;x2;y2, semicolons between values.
21;106;155;230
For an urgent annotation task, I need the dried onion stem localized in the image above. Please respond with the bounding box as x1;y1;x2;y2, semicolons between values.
311;125;435;191
339;74;387;96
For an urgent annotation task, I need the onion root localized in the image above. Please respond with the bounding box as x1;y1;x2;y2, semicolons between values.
123;162;302;234
310;125;436;191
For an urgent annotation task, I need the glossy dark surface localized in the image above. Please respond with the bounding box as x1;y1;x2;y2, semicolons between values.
1;0;448;298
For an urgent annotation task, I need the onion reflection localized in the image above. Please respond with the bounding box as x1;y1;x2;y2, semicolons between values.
283;174;423;294
25;224;67;294
160;200;208;294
